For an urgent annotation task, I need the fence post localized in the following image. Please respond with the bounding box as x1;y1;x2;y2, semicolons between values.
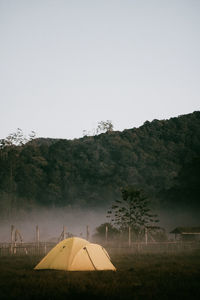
86;225;90;241
63;225;66;239
128;226;131;248
145;227;148;245
105;225;108;244
10;225;14;255
36;225;40;253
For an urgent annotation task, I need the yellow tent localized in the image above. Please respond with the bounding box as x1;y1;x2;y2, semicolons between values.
34;237;116;271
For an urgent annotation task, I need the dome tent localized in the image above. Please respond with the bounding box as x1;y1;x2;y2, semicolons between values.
34;237;116;271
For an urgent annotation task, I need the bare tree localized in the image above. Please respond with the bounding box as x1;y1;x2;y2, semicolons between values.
82;120;114;137
96;120;114;134
0;128;36;148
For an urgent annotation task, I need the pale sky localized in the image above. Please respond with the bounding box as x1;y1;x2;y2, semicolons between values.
0;0;200;140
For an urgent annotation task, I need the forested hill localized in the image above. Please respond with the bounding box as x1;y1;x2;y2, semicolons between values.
0;111;200;214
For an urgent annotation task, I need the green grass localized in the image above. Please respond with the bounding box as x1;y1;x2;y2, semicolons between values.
0;252;200;299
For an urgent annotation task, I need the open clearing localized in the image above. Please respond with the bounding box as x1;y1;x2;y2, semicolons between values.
0;251;200;300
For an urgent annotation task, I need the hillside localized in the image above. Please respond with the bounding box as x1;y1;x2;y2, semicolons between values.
0;111;200;215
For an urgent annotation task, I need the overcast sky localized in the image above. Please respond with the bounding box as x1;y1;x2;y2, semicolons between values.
0;0;200;140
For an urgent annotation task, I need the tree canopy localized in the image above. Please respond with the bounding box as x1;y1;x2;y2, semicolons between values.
107;187;159;232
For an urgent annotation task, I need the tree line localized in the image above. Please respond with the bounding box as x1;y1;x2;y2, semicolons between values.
0;111;200;217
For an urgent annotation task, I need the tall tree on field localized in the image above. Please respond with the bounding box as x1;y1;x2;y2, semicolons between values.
107;186;159;236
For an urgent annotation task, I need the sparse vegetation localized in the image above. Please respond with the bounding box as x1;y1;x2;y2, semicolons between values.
0;252;200;299
93;222;120;242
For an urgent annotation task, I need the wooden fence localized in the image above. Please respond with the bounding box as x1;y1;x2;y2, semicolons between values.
0;242;56;256
0;224;199;256
0;241;199;256
106;241;200;254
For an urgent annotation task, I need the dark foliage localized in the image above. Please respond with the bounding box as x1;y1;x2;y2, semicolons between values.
160;156;200;209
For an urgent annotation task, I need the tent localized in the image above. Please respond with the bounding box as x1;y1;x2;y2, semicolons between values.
34;237;116;271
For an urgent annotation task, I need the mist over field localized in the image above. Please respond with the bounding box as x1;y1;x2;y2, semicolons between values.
157;209;200;231
0;206;107;242
0;204;199;243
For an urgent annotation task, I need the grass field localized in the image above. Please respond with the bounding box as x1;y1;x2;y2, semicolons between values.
0;251;200;300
